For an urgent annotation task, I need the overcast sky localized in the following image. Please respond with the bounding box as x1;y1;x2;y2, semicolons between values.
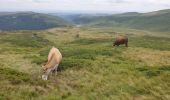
0;0;170;13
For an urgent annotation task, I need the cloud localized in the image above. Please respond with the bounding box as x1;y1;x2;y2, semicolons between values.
0;0;170;13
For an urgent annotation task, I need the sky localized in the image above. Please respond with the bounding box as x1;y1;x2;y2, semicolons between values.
0;0;170;13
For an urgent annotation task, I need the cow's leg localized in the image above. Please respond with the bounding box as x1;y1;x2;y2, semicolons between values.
125;42;128;47
42;68;51;80
52;64;58;76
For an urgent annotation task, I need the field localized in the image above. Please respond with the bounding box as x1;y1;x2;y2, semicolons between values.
0;27;170;100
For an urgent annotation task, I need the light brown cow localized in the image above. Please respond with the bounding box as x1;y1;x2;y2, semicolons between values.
42;47;62;80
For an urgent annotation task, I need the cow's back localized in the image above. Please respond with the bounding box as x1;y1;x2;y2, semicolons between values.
45;47;62;69
48;47;62;62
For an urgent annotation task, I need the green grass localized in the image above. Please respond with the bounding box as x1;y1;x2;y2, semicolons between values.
0;33;52;48
130;36;170;50
0;27;169;100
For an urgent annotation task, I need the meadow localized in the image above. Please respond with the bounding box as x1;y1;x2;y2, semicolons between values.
0;27;169;100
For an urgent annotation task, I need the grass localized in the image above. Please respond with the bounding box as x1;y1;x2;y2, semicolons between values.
0;27;169;100
130;36;170;51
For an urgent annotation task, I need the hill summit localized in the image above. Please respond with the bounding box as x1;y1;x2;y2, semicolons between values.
0;12;71;30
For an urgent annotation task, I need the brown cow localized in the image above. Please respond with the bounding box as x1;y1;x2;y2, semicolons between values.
42;47;62;80
113;36;128;47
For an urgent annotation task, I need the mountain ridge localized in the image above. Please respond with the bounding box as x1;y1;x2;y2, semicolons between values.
0;12;71;30
63;9;170;32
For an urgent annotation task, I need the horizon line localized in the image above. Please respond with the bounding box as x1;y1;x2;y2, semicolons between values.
0;8;170;14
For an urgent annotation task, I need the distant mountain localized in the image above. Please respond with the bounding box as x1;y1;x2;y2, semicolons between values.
0;12;71;30
66;9;170;32
49;13;111;24
1;9;170;32
143;9;170;16
0;12;19;16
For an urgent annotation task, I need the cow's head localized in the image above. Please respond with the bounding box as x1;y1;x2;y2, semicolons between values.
113;41;116;46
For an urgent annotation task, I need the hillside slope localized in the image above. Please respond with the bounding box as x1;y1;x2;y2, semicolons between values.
0;12;71;30
70;9;170;32
0;27;170;99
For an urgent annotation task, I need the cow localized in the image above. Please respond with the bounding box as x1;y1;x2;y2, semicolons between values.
41;47;62;80
113;36;128;47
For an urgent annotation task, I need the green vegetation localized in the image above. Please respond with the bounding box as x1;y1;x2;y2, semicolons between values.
0;27;169;100
70;9;170;32
0;12;71;30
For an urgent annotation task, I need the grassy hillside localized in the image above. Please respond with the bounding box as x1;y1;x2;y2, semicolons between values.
70;9;170;32
0;27;169;99
0;12;71;30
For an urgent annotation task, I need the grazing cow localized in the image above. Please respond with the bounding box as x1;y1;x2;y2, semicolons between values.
113;36;128;47
42;47;62;80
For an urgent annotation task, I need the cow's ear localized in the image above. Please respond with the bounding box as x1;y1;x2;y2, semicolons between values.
42;66;47;72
